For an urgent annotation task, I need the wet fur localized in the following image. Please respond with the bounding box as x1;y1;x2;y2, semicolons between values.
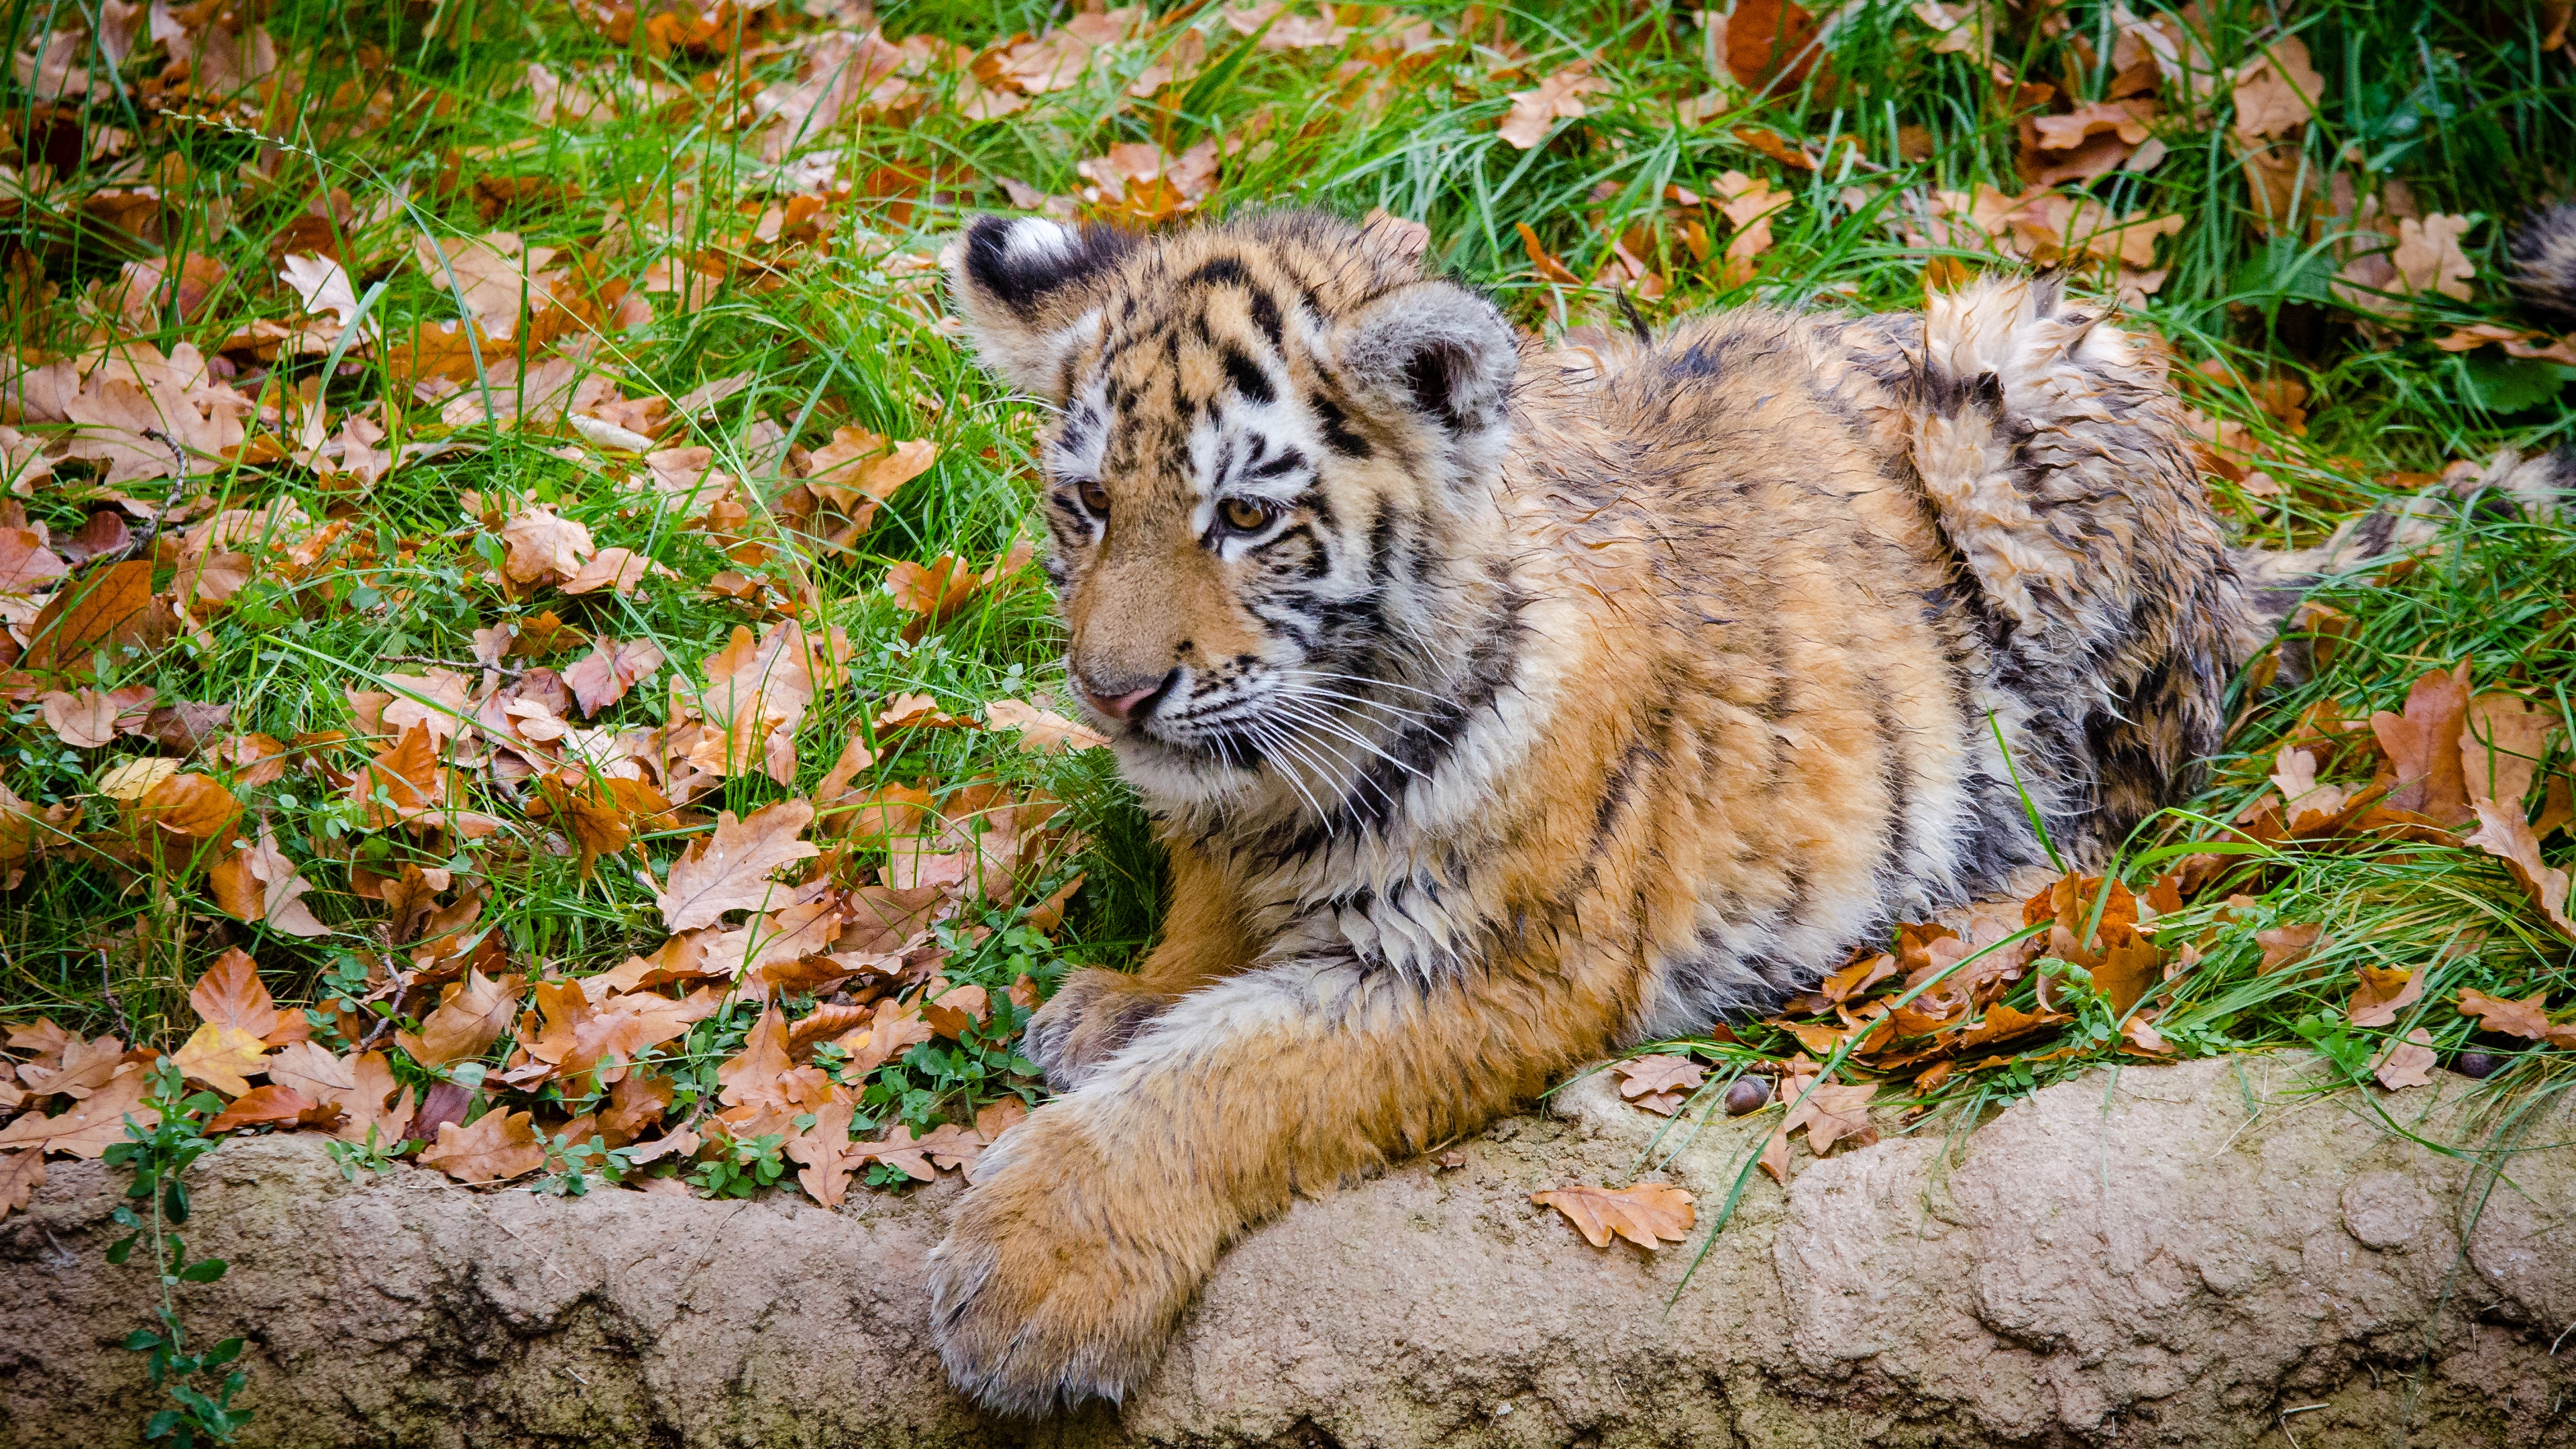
930;210;2255;1415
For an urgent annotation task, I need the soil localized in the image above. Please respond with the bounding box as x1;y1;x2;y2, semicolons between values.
3;1055;2569;1448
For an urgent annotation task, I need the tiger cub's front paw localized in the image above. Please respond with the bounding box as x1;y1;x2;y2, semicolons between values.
1020;968;1173;1091
928;1104;1202;1415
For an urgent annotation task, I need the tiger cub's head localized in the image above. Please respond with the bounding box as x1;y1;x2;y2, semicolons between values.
946;211;1519;801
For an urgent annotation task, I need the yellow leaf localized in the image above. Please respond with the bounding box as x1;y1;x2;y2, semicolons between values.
172;1022;270;1097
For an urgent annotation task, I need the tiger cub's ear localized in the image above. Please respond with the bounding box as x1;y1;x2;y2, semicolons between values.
1328;279;1519;448
945;216;1137;402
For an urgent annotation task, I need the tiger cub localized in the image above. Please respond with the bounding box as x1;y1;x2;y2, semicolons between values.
928;209;2254;1414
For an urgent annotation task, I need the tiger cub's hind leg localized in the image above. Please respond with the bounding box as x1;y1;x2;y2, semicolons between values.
1905;275;2255;849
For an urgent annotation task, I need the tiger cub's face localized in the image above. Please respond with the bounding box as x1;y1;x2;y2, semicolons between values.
945;213;1518;801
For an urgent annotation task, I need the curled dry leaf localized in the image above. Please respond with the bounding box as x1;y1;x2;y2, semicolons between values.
207;824;331;938
395;968;525;1067
207;1084;336;1134
419;1108;546;1183
2462;798;2576;941
2346;966;2424;1028
1530;1180;1696;1249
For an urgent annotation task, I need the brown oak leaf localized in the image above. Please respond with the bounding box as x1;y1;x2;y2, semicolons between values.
1531;1181;1696;1249
655;799;819;930
2455;987;2551;1040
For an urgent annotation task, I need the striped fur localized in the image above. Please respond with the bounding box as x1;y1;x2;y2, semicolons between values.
2512;202;2576;329
930;211;2255;1414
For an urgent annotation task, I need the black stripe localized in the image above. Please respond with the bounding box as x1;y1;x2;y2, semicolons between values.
1222;346;1275;405
1312;395;1373;458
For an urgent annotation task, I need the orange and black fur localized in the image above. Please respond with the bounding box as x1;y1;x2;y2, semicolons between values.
930;210;2254;1413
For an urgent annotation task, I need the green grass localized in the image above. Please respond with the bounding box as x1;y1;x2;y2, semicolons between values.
1;0;2571;1172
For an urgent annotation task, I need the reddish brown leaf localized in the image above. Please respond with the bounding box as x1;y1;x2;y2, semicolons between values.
189;947;280;1038
1725;0;1823;88
0;1066;156;1157
22;559;158;678
207;1084;333;1133
2369;663;2473;825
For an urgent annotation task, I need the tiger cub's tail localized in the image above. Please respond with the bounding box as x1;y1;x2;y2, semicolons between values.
1904;274;2256;855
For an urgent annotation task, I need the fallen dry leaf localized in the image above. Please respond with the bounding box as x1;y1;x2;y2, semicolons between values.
1614;1053;1707;1099
2347;967;2425;1028
0;1148;44;1220
207;1084;333;1134
419;1107;545;1183
2372;1028;2437;1090
985;698;1108;753
0;1065;156;1157
395;968;524;1067
1725;0;1824;88
656;800;820;930
2255;922;2324;973
2462;694;2554;810
2455;986;2552;1040
1499;60;1610;150
564;638;665;716
1783;1080;1878;1155
189;947;285;1038
171;1022;269;1097
1531;1180;1696;1249
207;825;330;938
2231;36;2324;140
2463;797;2576;941
21;558;158;678
2371;663;2473;824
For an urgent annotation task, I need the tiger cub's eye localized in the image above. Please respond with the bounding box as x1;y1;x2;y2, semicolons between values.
1076;480;1112;515
1220;497;1273;531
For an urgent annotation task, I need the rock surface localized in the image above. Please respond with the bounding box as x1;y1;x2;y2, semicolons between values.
3;1055;2571;1448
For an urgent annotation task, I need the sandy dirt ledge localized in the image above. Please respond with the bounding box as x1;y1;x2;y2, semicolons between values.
3;1054;2571;1448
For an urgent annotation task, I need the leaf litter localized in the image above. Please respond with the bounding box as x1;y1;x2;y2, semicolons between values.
0;0;2566;1275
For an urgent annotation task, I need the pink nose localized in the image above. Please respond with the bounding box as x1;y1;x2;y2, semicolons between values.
1083;679;1166;720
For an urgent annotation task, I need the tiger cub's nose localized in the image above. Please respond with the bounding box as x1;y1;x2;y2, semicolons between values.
1079;669;1179;721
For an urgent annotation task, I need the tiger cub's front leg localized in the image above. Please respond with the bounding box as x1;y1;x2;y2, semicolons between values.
1021;845;1254;1091
929;955;1616;1415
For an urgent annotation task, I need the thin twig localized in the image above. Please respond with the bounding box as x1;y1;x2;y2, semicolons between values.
99;948;133;1042
382;653;525;679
